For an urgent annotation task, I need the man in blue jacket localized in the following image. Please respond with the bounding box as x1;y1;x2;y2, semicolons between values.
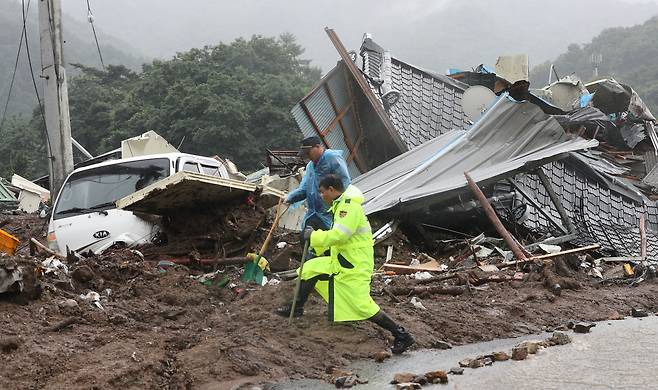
286;136;351;231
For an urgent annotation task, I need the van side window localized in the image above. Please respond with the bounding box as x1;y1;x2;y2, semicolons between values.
183;162;200;173
201;165;221;177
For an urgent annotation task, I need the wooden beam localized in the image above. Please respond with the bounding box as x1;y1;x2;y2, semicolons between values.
325;28;408;153
465;172;527;261
322;82;367;172
640;214;647;261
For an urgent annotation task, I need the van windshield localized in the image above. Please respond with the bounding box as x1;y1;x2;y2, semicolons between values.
54;158;170;219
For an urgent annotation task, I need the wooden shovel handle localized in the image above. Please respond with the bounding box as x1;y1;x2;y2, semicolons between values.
256;197;287;256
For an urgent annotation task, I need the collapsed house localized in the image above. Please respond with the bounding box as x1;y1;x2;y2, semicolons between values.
293;28;658;261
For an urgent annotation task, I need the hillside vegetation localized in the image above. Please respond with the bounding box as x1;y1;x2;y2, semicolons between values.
530;16;658;114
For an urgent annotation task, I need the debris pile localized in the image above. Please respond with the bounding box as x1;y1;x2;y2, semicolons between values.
293;29;658;294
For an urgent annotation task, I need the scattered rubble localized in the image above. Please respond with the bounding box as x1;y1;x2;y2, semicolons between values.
2;27;658;390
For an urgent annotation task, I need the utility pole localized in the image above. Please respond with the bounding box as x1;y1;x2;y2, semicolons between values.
38;0;74;195
591;53;602;79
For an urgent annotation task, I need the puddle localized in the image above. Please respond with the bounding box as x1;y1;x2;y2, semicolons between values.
275;316;658;389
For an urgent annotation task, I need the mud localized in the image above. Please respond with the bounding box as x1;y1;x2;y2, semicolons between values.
2;213;658;389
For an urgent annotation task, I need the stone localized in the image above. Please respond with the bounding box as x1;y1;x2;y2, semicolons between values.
549;331;572;346
573;322;596;334
395;383;421;390
0;337;20;353
431;340;452;350
109;314;129;325
631;308;649;318
71;265;94;283
373;351;392;363
511;346;528;361
391;373;416;384
58;299;78;308
411;375;428;385
493;351;510;361
425;370;448;384
334;375;357;388
458;359;472;368
607;310;624;320
449;367;464;375
516;341;540;354
468;359;484;368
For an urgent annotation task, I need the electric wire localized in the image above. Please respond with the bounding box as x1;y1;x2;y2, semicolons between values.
0;0;31;133
86;0;105;69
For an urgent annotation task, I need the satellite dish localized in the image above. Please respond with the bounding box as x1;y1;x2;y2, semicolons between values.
462;85;496;121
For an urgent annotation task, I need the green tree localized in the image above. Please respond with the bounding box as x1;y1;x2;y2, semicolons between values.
70;34;320;171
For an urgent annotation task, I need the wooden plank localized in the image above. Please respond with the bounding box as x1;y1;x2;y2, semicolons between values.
383;260;445;274
499;244;601;268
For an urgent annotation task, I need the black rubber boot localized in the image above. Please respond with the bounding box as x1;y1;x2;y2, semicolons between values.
369;310;415;354
275;278;317;318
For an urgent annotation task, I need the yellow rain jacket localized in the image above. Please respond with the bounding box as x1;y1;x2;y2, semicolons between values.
300;184;380;322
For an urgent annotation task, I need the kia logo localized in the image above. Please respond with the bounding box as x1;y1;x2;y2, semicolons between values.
93;230;110;239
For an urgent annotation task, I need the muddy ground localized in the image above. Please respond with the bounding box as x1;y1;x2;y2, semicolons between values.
1;214;658;390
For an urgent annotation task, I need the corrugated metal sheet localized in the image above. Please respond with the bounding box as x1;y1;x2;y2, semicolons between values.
353;95;598;215
291;63;365;178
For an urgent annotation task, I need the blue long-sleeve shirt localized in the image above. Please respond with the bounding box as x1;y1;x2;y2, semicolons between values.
287;149;351;229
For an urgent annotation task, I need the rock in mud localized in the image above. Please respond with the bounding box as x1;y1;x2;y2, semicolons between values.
631;308;649;318
72;265;94;283
516;341;540;354
425;370;448;384
468;359;485;368
449;367;464;375
431;340;452;350
493;351;510;361
391;373;416;384
573;322;596;334
458;358;472;368
549;331;572;345
0;337;20;353
511;346;528;361
58;299;78;308
373;350;392;362
607;310;624;320
334;375;359;388
395;383;421;390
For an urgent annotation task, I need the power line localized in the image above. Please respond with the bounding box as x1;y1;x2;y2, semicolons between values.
0;0;31;132
86;0;105;69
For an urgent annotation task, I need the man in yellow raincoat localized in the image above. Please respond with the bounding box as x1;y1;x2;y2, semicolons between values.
277;174;415;354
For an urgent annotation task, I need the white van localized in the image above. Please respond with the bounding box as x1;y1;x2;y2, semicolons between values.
47;153;231;255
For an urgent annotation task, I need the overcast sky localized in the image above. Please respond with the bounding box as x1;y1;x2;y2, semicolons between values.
60;0;658;73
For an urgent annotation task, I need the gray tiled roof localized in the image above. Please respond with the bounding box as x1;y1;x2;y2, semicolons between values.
360;38;471;149
517;158;658;258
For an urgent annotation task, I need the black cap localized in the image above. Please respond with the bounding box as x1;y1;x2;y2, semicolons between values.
298;136;322;157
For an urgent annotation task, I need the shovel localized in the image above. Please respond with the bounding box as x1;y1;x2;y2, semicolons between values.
242;198;288;284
